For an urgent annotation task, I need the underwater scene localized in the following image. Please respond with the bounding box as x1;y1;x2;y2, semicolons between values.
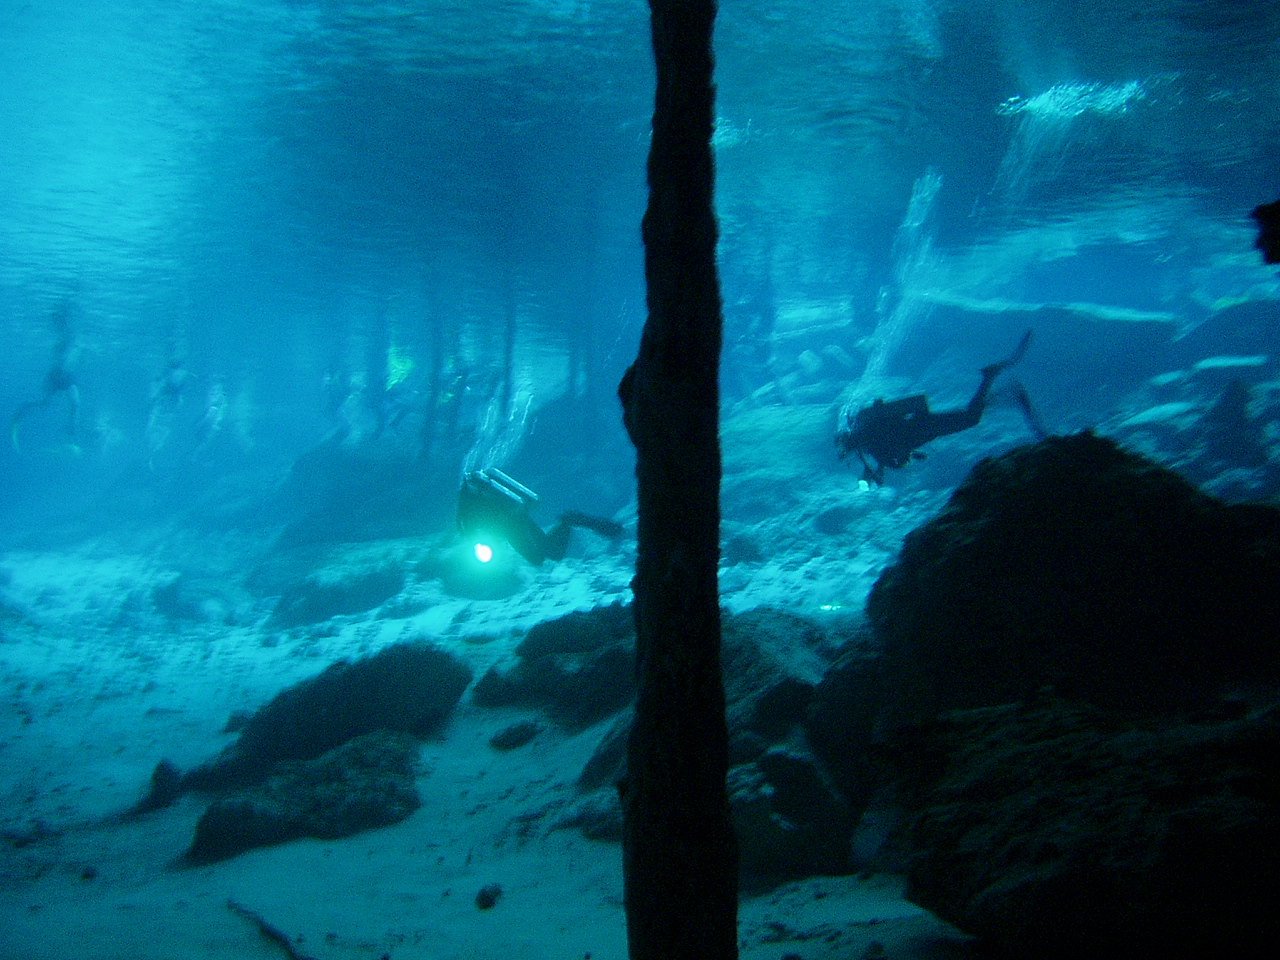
2;0;1279;957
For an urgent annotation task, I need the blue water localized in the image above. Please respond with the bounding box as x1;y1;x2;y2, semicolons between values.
1;1;1279;955
3;0;1277;534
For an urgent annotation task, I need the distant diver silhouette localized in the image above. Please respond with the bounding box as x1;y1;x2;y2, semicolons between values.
11;302;81;453
1251;199;1280;265
836;329;1047;485
457;467;623;565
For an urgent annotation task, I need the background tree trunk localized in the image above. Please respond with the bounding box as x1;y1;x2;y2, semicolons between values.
618;1;738;959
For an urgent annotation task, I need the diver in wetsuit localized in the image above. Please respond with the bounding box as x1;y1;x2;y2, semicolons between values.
835;330;1046;485
457;467;624;565
11;302;81;452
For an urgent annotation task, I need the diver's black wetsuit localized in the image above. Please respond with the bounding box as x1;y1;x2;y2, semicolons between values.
11;305;80;450
457;469;623;565
836;330;1043;484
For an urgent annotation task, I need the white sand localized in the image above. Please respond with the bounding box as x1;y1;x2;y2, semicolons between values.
0;482;964;960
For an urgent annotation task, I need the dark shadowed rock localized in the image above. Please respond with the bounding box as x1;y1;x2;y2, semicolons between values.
475;603;836;744
803;623;884;810
728;746;855;887
890;696;1280;959
566;609;846;888
570;736;855;886
187;731;421;864
572;608;840;798
269;562;406;628
488;720;542;751
182;641;471;790
868;432;1280;727
472;602;635;729
722;608;834;763
577;709;633;792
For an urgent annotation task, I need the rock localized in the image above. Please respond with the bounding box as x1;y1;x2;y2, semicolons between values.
890;696;1280;958
128;759;183;816
557;790;624;842
729;747;855;887
568;743;856;884
186;731;421;864
577;710;632;792
803;627;884;811
471;602;635;729
571;608;839;792
183;642;471;790
722;608;833;762
477;603;836;746
269;561;405;628
867;432;1280;727
489;721;542;751
475;883;503;910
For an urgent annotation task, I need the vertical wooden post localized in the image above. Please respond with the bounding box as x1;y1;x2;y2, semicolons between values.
617;1;738;958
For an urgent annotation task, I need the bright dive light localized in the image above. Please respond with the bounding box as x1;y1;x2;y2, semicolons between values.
473;542;494;564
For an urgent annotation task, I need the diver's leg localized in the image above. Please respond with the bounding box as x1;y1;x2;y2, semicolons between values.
966;329;1034;420
560;510;624;540
541;520;573;562
922;407;982;441
66;384;81;438
506;515;554;565
929;356;1012;439
981;329;1033;380
10;401;40;452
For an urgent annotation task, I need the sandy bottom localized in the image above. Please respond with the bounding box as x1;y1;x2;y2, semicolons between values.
0;511;967;960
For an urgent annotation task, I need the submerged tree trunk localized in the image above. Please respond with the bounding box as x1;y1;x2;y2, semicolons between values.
617;2;738;959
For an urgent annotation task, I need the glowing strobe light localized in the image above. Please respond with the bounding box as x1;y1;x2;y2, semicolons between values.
473;542;494;564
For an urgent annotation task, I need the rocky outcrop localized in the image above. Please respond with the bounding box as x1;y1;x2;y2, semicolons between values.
728;746;855;886
474;603;837;740
181;641;471;791
802;626;884;812
849;433;1280;954
867;431;1280;727
268;561;406;628
559;607;846;885
889;696;1280;958
471;602;635;730
187;731;421;864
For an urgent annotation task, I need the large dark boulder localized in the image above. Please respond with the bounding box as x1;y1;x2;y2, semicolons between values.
561;609;843;887
183;642;471;791
474;604;836;741
890;696;1280;958
471;602;635;729
187;730;421;863
565;728;856;886
867;431;1280;727
802;623;884;811
721;608;834;762
728;746;855;887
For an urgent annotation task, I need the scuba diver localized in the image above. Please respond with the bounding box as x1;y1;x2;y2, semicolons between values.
836;329;1046;485
1251;198;1280;264
146;354;193;464
457;467;624;565
11;301;81;452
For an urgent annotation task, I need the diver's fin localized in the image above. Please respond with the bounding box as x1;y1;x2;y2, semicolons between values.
1011;381;1049;440
10;417;21;453
981;329;1033;379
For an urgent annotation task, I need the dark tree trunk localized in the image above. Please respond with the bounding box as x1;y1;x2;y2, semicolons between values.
617;1;738;959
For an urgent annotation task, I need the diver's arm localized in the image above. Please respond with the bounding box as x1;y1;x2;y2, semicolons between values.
857;451;885;486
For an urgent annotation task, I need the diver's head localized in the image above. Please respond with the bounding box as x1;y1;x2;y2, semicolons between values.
835;419;865;461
